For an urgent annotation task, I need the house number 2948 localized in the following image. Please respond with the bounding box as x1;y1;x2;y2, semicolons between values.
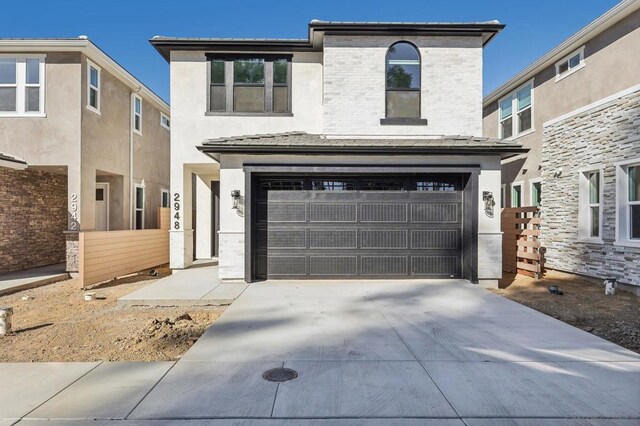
173;193;181;230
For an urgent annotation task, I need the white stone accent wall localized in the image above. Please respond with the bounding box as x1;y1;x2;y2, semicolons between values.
540;89;640;287
323;35;483;136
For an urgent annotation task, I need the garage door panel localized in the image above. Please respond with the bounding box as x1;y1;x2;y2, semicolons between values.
310;256;357;275
309;203;357;222
360;229;408;249
360;203;408;222
268;229;306;249
411;229;461;249
309;229;357;249
411;256;460;276
361;256;408;275
267;202;307;222
268;255;307;276
411;203;460;223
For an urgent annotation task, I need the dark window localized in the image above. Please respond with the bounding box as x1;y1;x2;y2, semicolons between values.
209;60;225;111
209;56;291;114
532;181;542;207
415;177;462;192
95;188;104;201
361;180;406;191
386;42;420;118
260;180;304;191
311;180;355;191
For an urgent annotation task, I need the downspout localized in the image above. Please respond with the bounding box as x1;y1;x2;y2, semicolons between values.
129;87;141;229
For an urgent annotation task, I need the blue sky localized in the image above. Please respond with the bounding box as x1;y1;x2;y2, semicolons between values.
0;0;620;103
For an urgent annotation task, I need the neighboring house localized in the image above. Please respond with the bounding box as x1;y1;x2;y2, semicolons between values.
152;20;527;286
482;0;640;290
0;38;171;274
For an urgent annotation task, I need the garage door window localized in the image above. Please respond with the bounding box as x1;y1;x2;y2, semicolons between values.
260;180;304;191
415;176;462;192
361;180;406;191
311;180;355;191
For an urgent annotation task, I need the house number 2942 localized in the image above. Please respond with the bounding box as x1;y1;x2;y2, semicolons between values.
173;193;181;230
69;193;79;230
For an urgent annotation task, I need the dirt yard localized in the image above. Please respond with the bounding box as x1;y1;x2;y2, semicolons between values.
493;270;639;353
0;266;225;362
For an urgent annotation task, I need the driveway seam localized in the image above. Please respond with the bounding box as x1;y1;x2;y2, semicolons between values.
364;288;463;420
269;361;285;417
124;360;178;420
19;361;103;421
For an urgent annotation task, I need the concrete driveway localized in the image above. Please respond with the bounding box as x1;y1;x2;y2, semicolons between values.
3;279;639;425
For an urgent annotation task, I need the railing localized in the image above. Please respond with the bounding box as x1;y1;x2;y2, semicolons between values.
501;207;543;279
78;208;170;288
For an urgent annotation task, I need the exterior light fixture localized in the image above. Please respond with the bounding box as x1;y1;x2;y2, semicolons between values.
231;190;241;209
483;191;495;217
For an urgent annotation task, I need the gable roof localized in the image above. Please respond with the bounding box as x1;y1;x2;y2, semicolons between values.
0;38;169;114
198;132;526;158
150;20;505;61
484;0;640;105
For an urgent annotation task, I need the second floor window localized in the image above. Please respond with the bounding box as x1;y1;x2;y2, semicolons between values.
208;56;291;114
87;61;100;113
0;56;45;115
499;82;533;138
133;95;142;133
385;42;420;118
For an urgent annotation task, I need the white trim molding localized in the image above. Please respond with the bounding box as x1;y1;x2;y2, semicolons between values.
511;180;524;208
132;94;142;135
529;177;543;207
544;84;640;127
615;158;640;248
577;165;604;244
498;79;534;139
0;54;46;117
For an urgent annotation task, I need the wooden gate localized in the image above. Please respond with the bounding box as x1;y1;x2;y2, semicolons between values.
501;207;543;278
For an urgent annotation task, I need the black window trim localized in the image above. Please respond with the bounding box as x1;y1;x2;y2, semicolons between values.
381;41;427;126
206;53;293;116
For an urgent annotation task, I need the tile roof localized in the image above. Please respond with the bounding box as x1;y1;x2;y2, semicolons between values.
199;132;527;157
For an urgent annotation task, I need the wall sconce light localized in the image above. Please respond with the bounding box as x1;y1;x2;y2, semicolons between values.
231;190;241;209
483;191;495;218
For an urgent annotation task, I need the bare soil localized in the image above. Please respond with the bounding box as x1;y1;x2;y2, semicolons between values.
0;266;225;362
493;270;639;353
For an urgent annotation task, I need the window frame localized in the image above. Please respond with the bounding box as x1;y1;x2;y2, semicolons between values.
615;159;640;247
501;184;506;209
206;54;292;116
132;94;142;135
529;177;542;207
498;80;534;139
382;41;426;125
86;59;101;115
134;183;145;230
511;181;523;208
555;46;585;82
160;112;170;130
0;54;46;117
578;167;603;243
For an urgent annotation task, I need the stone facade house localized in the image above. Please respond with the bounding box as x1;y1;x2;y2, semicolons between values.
152;20;526;286
482;0;640;291
0;38;171;274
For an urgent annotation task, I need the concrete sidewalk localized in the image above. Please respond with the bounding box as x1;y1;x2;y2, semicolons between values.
0;264;68;296
117;261;247;307
1;280;639;424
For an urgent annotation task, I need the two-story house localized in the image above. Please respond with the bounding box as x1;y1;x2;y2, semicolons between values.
483;0;640;290
0;38;171;274
152;20;526;286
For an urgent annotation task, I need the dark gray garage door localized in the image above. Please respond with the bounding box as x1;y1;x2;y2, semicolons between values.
253;176;464;279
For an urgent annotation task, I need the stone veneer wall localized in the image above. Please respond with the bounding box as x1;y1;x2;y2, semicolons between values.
0;167;67;273
540;89;640;287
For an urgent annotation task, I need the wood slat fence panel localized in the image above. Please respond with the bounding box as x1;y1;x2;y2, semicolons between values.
501;207;544;278
78;208;170;288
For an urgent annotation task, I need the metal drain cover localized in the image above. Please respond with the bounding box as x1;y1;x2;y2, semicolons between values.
263;367;298;382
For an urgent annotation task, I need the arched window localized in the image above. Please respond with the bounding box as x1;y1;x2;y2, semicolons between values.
385;42;421;119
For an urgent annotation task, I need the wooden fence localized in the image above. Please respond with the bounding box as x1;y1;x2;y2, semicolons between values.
501;207;543;278
78;208;170;288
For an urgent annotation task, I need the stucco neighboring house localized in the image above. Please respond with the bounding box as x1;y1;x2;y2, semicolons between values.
482;0;640;290
0;38;171;274
152;20;527;286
